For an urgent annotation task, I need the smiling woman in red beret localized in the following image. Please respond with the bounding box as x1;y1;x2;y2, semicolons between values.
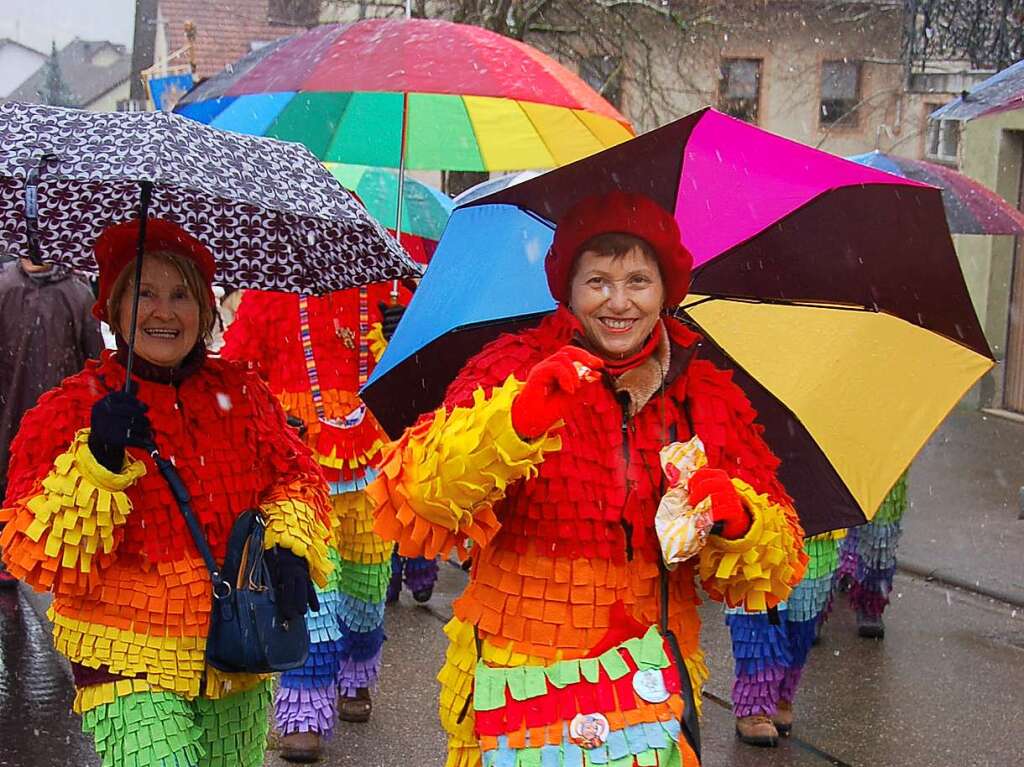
370;191;807;767
0;219;332;767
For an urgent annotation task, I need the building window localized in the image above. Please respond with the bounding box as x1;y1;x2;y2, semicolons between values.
580;55;622;109
267;0;321;26
718;58;761;123
926;118;960;164
820;60;861;127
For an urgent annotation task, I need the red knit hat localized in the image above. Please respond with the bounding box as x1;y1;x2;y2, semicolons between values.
92;218;217;322
545;191;692;306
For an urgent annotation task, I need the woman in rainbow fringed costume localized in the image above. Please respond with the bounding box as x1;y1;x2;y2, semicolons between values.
727;531;844;746
369;192;807;767
0;220;330;767
221;285;398;762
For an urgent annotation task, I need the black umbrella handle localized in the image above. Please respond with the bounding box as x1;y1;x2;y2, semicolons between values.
24;152;58;266
123;181;153;391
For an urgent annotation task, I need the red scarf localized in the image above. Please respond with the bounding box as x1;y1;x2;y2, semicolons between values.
562;307;665;376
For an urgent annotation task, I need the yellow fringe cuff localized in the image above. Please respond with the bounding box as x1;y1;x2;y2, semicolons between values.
371;376;561;558
698;479;807;612
262;497;333;587
17;429;145;576
367;322;387;363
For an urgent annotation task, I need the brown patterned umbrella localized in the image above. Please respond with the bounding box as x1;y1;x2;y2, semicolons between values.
0;101;421;293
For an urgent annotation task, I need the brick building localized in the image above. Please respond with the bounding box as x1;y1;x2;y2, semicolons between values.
130;0;319;102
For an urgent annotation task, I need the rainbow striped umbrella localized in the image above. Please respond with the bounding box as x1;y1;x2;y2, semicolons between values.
175;18;634;172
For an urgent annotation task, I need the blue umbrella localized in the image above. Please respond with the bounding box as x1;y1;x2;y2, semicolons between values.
365;203;555;423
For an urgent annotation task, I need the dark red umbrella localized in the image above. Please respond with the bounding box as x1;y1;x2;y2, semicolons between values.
848;151;1024;235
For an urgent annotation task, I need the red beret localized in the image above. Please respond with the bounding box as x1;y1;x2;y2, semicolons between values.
545;191;692;306
92;218;217;322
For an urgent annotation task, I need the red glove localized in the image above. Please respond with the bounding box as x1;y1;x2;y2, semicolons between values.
688;467;751;539
511;346;604;439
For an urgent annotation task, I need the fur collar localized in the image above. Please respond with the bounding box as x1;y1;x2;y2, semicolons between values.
610;321;670;416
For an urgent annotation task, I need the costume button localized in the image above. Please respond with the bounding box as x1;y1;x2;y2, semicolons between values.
569;712;610;749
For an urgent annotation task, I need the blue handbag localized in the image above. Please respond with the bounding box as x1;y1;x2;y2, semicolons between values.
148;449;310;674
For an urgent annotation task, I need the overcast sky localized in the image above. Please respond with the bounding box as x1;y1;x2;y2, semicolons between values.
0;0;135;53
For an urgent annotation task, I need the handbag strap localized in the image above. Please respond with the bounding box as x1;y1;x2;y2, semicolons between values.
147;445;231;598
657;413;703;761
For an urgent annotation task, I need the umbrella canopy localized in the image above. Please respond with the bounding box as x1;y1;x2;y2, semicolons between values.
325;163;452;241
930;60;1024;122
0;101;420;293
847;150;1024;235
174;18;634;172
362;108;994;536
451;170;542;207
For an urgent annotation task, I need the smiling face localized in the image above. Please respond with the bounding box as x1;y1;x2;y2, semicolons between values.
569;241;665;359
113;253;202;368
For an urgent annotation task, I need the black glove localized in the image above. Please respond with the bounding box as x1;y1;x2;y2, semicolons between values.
378;301;406;342
88;387;153;472
265;546;319;622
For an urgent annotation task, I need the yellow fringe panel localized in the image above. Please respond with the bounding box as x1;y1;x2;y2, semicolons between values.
51;609;206;698
698;479;807;612
370;377;561;560
73;666;267;714
331;490;392;565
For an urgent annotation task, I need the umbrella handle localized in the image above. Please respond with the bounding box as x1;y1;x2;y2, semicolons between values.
23;152;58;266
123;181;154;391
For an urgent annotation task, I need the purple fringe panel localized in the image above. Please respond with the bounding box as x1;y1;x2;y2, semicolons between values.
779;665;804;704
732;665;788;717
336;646;383;697
403;556;439;593
274;684;337;738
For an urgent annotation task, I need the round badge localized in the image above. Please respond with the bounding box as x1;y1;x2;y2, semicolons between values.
568;712;610;749
632;668;670;703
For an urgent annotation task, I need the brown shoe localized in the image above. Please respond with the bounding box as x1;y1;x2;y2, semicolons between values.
773;700;794;736
279;731;321;763
735;714;779;747
337;687;372;723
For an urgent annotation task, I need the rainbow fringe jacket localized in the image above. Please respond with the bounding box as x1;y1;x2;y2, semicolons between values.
0;352;332;710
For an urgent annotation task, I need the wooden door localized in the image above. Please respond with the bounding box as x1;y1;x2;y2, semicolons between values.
1003;140;1024;412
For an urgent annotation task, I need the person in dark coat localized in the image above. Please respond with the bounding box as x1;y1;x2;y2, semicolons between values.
0;256;103;585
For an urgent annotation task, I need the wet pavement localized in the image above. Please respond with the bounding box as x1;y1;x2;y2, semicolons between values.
903;407;1024;605
2;405;1023;765
0;586;96;767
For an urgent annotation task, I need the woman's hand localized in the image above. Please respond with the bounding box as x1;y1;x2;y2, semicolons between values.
511;346;604;439
265;547;320;621
88;387;153;472
687;467;751;539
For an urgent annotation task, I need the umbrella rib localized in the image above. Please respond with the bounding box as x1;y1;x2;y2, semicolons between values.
678;296;993;360
680;295;881;313
568;107;614;153
508;99;557;171
456;95;491;173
